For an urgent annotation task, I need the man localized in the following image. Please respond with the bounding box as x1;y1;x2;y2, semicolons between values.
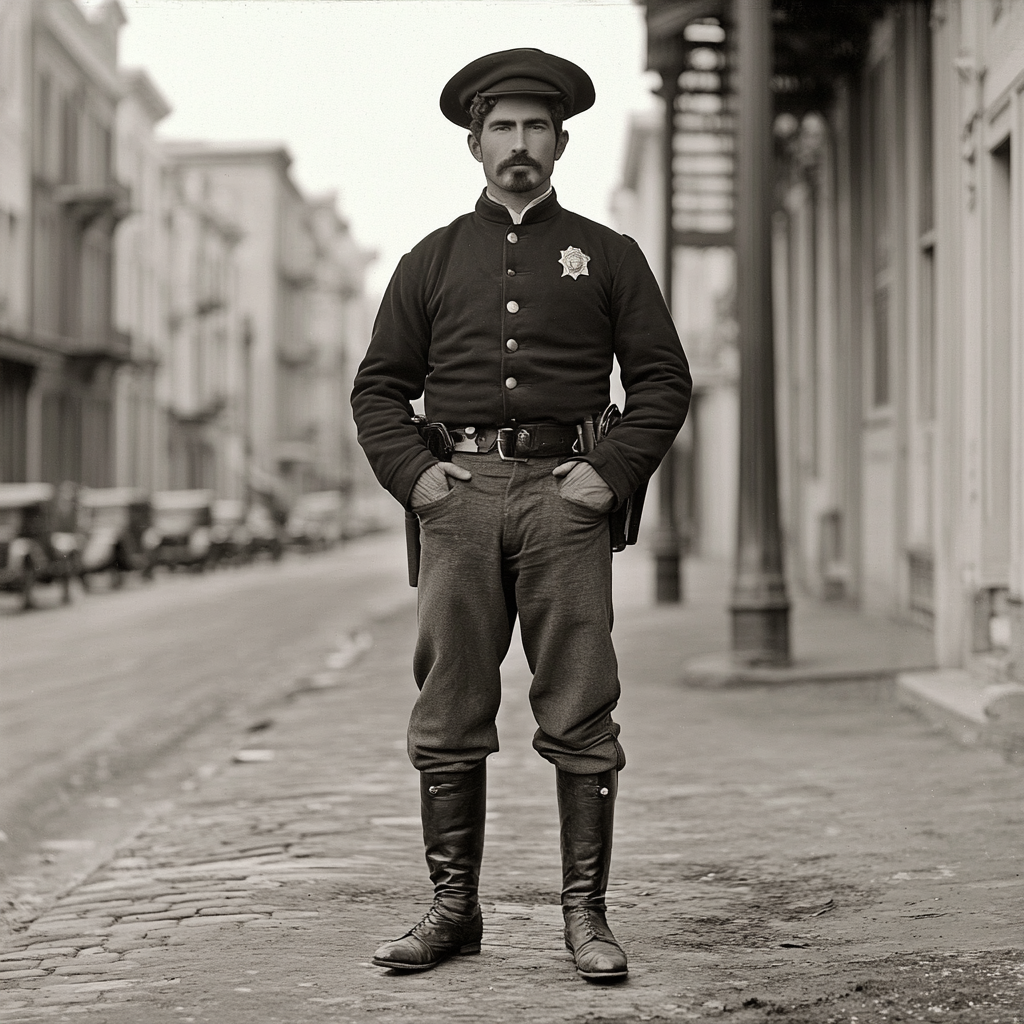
351;48;690;982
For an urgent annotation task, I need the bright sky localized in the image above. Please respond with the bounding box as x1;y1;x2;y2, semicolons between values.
112;0;658;296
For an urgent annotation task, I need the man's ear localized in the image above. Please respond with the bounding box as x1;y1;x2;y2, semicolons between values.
467;133;483;163
554;130;569;161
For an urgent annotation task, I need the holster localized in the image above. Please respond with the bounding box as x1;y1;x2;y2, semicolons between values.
406;417;459;586
405;416;431;587
593;405;648;553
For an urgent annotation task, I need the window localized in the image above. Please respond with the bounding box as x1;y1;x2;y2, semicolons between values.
0;360;32;482
35;73;52;176
60;93;80;185
872;284;890;407
918;247;935;421
983;138;1012;579
869;56;892;409
0;211;15;317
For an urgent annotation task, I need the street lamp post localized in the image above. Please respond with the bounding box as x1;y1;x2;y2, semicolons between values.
730;0;791;664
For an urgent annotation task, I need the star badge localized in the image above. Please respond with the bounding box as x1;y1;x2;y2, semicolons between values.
558;246;591;280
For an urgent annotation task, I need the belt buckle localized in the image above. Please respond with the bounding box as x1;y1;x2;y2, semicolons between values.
496;427;528;462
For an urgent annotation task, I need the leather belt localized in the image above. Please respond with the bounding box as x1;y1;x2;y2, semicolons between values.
448;423;585;459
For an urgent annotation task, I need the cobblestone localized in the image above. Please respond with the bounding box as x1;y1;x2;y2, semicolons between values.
0;542;1021;1023
50;965;126;976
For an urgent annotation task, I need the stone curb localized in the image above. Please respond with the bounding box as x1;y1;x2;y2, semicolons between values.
681;653;934;689
896;669;1024;763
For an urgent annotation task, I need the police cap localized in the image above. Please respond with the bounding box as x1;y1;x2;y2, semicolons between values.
440;48;595;128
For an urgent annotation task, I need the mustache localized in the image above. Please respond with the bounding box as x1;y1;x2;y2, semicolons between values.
498;155;541;173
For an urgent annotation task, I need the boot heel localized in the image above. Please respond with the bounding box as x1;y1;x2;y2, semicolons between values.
458;941;481;955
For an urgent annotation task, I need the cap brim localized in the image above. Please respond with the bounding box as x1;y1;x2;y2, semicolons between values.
440;48;595;128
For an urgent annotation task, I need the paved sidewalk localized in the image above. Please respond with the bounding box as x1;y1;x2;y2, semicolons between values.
1;536;1022;1023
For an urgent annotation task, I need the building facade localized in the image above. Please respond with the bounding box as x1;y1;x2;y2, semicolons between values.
161;150;246;497
0;0;129;486
770;0;1024;683
0;0;381;520
113;66;170;491
160;143;374;507
305;193;375;496
641;0;1024;683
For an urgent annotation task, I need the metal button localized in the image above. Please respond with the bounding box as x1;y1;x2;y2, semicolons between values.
507;268;516;277
507;232;518;244
599;787;610;797
505;377;517;390
506;339;518;352
506;300;519;314
464;426;476;436
428;786;439;795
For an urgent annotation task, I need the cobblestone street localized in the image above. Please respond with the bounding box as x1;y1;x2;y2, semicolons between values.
0;533;1022;1023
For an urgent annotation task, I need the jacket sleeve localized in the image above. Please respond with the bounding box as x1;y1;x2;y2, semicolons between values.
350;253;438;508
582;240;692;502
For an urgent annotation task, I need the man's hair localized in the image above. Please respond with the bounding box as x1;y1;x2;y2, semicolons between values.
468;92;567;141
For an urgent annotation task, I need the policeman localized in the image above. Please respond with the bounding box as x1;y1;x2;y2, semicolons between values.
351;48;691;981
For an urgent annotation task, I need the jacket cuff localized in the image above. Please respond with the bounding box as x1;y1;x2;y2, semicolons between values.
579;449;635;505
392;449;439;510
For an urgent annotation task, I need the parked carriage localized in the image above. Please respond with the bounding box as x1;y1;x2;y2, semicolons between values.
0;483;79;610
77;487;156;589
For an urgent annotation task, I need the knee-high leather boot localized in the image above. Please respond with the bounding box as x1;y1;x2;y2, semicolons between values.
372;762;486;971
557;768;628;981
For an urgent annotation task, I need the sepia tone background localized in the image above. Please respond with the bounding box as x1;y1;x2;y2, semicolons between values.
1;1;1023;1021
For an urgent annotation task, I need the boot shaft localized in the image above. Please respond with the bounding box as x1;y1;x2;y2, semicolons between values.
420;762;487;902
555;768;617;907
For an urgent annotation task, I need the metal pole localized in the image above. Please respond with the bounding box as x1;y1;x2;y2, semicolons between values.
731;0;790;663
652;63;683;604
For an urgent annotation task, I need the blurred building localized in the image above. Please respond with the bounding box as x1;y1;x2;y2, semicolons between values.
641;0;1024;683
159;143;375;507
305;192;376;498
1;0;376;521
113;67;171;490
613;110;738;562
161;148;246;497
0;0;130;486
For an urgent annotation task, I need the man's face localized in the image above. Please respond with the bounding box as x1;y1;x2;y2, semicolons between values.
468;96;569;197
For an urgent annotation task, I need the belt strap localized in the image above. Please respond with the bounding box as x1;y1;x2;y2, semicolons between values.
449;423;585;458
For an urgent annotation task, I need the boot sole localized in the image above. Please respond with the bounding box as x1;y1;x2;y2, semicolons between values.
576;966;628;981
372;943;481;971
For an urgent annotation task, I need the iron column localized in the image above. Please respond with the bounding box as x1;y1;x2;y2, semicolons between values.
731;0;790;663
652;61;684;604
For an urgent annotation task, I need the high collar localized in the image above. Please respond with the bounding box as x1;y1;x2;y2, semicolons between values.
475;187;561;225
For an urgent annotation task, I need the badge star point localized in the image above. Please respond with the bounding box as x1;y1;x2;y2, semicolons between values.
558;246;591;280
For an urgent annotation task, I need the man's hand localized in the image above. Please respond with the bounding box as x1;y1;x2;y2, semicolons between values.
410;462;473;511
552;461;616;513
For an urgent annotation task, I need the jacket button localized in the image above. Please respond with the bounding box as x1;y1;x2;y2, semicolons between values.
507;268;515;276
505;377;517;390
506;339;518;352
507;232;518;244
506;300;519;313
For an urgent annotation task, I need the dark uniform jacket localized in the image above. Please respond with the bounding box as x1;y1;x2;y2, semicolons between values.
351;189;691;509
